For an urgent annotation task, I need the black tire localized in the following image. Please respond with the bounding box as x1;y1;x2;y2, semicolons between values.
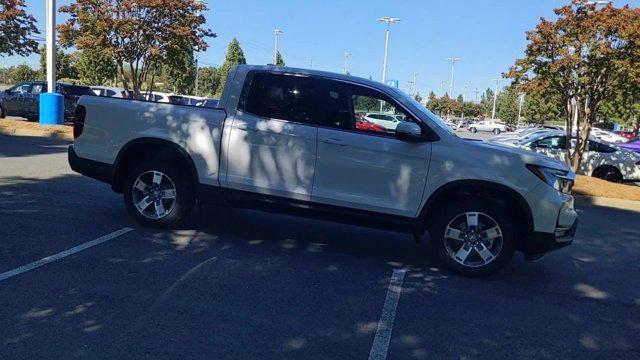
0;105;5;119
123;159;195;228
469;127;477;133
428;199;515;277
592;165;623;183
493;128;501;135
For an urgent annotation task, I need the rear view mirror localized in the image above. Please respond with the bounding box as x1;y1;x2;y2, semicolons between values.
395;121;424;142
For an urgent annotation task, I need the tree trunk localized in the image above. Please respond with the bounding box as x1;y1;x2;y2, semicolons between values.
571;106;594;173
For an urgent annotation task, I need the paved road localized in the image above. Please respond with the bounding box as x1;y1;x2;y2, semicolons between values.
1;134;639;359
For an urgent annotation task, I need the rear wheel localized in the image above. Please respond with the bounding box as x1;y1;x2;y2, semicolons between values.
428;200;515;277
469;127;477;133
123;160;195;228
0;105;5;119
493;128;501;135
592;165;623;183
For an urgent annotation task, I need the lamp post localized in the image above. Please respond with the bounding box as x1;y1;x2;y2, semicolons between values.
273;29;284;65
344;51;351;75
377;17;400;84
446;57;461;98
491;78;500;119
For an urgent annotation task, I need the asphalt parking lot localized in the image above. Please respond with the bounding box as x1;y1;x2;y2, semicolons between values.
1;134;639;359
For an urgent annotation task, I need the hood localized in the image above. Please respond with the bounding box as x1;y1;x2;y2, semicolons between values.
464;138;573;173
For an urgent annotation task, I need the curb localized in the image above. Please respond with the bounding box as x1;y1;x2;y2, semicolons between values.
574;195;640;212
0;125;73;141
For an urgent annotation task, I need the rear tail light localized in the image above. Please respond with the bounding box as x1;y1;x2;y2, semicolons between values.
74;105;86;139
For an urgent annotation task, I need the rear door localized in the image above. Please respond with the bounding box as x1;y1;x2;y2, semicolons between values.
312;79;431;217
224;71;318;201
28;83;46;117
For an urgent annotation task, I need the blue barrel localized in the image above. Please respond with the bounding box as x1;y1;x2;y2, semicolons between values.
39;92;64;125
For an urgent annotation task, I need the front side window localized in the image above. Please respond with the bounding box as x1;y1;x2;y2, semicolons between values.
241;72;315;124
12;84;31;94
535;136;567;149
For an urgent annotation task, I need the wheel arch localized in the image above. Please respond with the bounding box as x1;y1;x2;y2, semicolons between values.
419;180;534;243
111;137;199;193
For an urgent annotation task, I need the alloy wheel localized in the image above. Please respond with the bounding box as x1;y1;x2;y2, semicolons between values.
443;212;504;268
131;170;177;219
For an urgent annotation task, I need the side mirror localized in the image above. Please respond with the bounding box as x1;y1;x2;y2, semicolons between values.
395;121;425;142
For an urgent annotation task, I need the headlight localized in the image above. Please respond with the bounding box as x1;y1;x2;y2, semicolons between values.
526;164;574;193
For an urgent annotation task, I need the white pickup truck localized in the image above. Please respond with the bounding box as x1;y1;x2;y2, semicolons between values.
69;65;577;276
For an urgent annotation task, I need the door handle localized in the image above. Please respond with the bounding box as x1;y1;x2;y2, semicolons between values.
321;138;347;146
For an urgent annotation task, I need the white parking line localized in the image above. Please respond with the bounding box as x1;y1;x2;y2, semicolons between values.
368;268;406;360
0;227;134;282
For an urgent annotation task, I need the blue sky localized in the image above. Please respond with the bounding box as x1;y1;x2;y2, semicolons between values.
3;0;640;98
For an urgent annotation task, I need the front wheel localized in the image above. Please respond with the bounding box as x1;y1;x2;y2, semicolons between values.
123;160;195;228
493;128;501;135
428;200;515;277
469;127;477;133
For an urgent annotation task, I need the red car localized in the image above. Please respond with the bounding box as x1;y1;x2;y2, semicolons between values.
617;131;638;140
356;119;385;133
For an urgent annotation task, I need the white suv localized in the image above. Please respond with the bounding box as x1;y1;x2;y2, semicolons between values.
469;120;508;134
69;65;578;276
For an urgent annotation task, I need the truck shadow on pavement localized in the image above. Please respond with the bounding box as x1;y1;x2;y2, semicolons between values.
1;174;640;359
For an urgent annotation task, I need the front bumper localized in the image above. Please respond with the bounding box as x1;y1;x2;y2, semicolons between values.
521;194;578;255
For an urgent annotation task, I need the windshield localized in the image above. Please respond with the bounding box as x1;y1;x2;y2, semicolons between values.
391;88;456;136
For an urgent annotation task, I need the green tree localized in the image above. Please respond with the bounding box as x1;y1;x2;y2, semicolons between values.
496;87;519;124
275;51;285;66
159;44;196;94
0;0;39;57
480;88;495;117
523;90;565;125
413;92;423;103
76;49;117;85
198;66;222;98
215;38;246;97
456;94;464;103
507;1;640;171
59;0;215;98
8;64;37;83
38;46;78;80
428;91;436;102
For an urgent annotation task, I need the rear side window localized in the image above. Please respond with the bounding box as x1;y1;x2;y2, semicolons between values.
241;72;315;124
63;86;94;96
588;140;616;153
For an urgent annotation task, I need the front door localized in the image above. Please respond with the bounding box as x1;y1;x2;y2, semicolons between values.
312;79;431;217
4;83;31;116
224;71;318;201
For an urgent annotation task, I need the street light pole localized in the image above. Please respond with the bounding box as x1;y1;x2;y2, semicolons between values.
46;0;56;95
446;57;461;98
344;51;351;75
411;72;418;95
377;17;400;84
491;78;500;119
440;80;445;96
517;93;525;127
273;29;284;65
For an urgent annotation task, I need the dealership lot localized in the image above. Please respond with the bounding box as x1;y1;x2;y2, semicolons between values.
1;134;639;359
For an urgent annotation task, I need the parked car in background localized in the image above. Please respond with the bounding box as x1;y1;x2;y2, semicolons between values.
142;92;171;103
491;127;554;145
195;98;220;108
616;130;638;141
91;86;126;98
363;113;401;131
517;131;640;182
591;128;628;143
0;81;94;122
468;120;509;134
457;119;473;129
69;64;577;276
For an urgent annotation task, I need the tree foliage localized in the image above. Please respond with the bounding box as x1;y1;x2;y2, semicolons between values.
215;38;246;97
496;87;519;124
59;0;215;98
0;0;39;57
507;1;640;171
39;46;79;80
8;64;37;83
426;95;483;118
198;66;222;98
77;49;117;86
275;51;285;66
